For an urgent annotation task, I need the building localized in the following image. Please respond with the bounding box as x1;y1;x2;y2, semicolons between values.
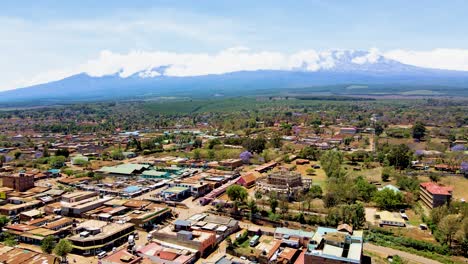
161;186;191;201
420;182;453;208
101;249;143;264
219;159;243;170
0;200;42;216
257;171;310;197
141;170;171;179
4;224;58;245
127;206;172;231
305;226;363;264
152;227;216;257
153;214;238;256
274;227;315;247
2;173;35;192
0;245;60;264
61;191;98;203
236;173;257;188
98;164;150;177
68;220;135;255
376;211;406;227
340;127;357;135
61;197;114;217
138;242;196;264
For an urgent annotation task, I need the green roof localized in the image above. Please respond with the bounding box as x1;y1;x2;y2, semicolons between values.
100;163;150;175
141;170;170;177
163;186;189;194
275;227;314;238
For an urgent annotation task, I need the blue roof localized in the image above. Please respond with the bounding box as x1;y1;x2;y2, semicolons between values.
275;227;314;238
124;186;141;193
48;169;61;173
174;219;191;226
380;184;400;193
316;227;338;236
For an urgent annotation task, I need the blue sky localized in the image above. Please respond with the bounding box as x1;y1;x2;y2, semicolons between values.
1;0;468;89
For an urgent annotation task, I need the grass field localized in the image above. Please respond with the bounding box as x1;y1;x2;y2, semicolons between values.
294;163;328;190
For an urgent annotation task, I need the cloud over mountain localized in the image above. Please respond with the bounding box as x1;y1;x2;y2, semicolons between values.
11;47;468;90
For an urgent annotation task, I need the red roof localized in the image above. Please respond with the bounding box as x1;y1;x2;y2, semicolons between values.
159;251;178;261
420;182;453;195
237;173;256;186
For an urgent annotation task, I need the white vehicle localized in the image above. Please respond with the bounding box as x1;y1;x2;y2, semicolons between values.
97;251;107;259
128;235;135;245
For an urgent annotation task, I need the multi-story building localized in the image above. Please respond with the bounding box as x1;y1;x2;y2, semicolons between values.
305;226;363;264
420;182;453;208
68;220;135;255
61;197;114;217
2;173;35;192
61;191;98;203
257;171;310;197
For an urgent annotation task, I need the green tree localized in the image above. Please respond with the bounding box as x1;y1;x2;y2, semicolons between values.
438;214;461;247
373;188;404;210
208;138;221;149
193;148;201;160
309;185;323;199
41;235;56;254
374;123;384;136
14;151;21;160
429;172;440;183
381;166;393;182
110;149;124;160
193;138;203;148
55;148;69;158
93;174;104;183
412;121;426;140
355;176;377;202
270;135;283;149
53;239;73;262
387;144;411;170
207;149;215;160
48;155;66;169
247;199;258;221
243;137;267;154
270;196;279;214
280;199;289;217
42;145;50;158
226;185;248;211
0;215;10;228
3;233;17;246
320;150;344;178
298;146;321;161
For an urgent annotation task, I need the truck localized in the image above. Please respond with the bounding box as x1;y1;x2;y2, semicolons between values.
249;235;260;247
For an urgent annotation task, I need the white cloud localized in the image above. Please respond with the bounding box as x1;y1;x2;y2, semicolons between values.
352;48;381;64
10;47;468;89
383;48;468;71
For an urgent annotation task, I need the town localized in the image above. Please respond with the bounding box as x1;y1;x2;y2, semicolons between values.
0;98;466;264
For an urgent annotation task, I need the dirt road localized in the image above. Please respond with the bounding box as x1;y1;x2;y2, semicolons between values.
364;243;442;264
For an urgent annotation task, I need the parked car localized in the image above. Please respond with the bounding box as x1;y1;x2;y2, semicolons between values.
97;251;107;259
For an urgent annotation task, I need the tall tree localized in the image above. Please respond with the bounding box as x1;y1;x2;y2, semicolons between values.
320;150;344;178
54;239;73;263
412;121;426;140
438;214;461;247
41;235;56;254
226;185;248;211
387;144;411;170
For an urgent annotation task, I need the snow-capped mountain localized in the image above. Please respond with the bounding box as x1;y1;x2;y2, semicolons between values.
1;50;467;104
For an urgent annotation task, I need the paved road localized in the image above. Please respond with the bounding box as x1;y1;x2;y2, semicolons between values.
364;243;442;264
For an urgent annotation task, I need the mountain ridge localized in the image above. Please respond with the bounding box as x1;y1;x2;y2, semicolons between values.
1;50;468;104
